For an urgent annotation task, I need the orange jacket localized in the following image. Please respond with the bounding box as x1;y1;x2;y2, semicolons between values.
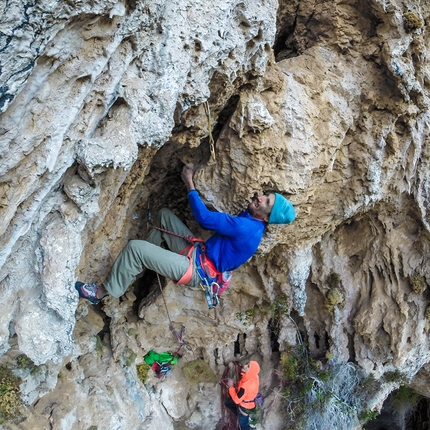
228;361;260;409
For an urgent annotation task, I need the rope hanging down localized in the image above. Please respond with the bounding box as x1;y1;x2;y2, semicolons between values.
156;272;190;352
150;224;219;316
204;101;216;160
150;225;204;245
146;203;192;351
220;361;242;430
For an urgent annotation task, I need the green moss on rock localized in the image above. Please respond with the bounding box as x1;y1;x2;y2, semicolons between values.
404;11;424;31
182;359;217;385
325;271;345;315
16;355;41;375
410;274;426;294
0;366;23;424
327;271;340;289
136;363;150;383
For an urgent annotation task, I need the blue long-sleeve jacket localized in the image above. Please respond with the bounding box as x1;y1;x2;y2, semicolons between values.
188;190;265;272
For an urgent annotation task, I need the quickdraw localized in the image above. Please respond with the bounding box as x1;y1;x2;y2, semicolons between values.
195;247;221;310
200;275;220;310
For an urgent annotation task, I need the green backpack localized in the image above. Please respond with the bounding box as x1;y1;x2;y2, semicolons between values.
144;350;178;378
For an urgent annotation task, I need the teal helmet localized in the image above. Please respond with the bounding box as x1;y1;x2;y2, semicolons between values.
268;193;296;224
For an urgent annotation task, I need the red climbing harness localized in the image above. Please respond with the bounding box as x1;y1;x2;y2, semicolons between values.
149;224;232;308
148;224;204;285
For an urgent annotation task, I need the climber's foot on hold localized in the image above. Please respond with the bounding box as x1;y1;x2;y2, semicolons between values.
75;282;101;304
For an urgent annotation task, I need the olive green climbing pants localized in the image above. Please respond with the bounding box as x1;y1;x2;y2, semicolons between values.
104;208;202;298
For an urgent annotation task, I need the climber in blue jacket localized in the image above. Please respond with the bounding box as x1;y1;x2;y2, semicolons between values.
75;165;296;305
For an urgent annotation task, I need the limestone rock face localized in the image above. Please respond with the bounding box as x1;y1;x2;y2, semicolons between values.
1;0;430;428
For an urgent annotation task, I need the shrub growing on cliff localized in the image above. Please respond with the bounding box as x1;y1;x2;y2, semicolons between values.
136;363;150;383
236;294;289;327
271;294;289;318
16;354;41;375
0;366;23;424
279;339;379;429
403;11;424;32
392;385;420;407
124;349;137;367
327;271;340;289
359;409;379;423
236;308;256;326
182;359;217;385
281;345;364;429
94;335;105;357
425;306;430;321
383;370;406;384
325;271;345;315
410;274;426;294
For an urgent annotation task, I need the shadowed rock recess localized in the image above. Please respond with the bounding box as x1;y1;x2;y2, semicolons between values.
1;0;430;428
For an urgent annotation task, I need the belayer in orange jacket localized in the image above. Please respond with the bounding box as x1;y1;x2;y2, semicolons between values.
225;360;260;430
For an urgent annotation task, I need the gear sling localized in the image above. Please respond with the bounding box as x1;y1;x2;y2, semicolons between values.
150;225;232;308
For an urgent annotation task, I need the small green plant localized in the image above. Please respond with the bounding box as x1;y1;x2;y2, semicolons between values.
408;305;416;319
327;271;340;289
16;355;41;376
136;363;150;383
359;409;379;423
280;343;372;429
325;271;345;315
182;359;217;385
358;373;377;392
249;402;262;427
94;335;105;357
326;288;345;314
392;385;420;406
271;294;289;319
124;350;137;367
383;370;406;384
403;11;424;31
425;306;430;321
236;308;256;326
325;352;334;361
280;345;337;424
280;347;300;380
87;426;98;430
410;274;426;294
0;366;23;424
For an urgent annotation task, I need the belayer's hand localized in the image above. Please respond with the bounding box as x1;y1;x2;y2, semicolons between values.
181;165;196;192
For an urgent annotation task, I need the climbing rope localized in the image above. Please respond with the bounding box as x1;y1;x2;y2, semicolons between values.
150;227;218;319
204;101;216;160
156;271;174;327
147;202;204;244
220;361;242;430
150;224;204;245
145;203;192;351
156;272;191;352
146;202;221;330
